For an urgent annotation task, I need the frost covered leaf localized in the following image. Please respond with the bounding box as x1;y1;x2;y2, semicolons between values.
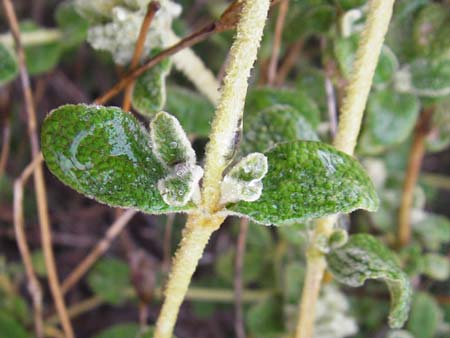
165;85;214;136
245;87;321;127
226;141;379;225
158;164;203;207
395;59;450;97
241;104;319;155
220;153;268;204
326;234;412;328
150;111;196;168
407;292;441;338
87;258;130;305
0;44;18;86
132;57;171;118
42;104;192;214
362;90;420;147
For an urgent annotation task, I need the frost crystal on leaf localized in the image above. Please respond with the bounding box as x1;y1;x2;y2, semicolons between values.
76;0;182;65
220;153;268;205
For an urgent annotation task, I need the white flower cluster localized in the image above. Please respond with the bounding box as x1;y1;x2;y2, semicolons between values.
313;285;358;338
75;0;182;65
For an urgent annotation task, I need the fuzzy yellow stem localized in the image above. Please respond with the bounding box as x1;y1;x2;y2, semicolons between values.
154;213;224;338
202;0;271;213
295;1;396;337
154;1;270;337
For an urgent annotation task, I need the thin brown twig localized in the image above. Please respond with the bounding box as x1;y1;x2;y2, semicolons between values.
234;218;249;338
61;209;137;294
122;1;161;111
398;108;434;247
274;40;303;86
13;154;44;338
267;0;289;85
0;116;10;177
1;1;74;336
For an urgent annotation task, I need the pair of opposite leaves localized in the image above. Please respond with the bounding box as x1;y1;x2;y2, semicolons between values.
41;104;412;328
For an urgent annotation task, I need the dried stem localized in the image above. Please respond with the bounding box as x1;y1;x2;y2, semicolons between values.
234;218;249;338
397;108;433;247
0;115;10;178
13;155;44;338
267;0;289;85
61;209;137;294
122;1;160;112
274;40;303;86
1;0;74;336
295;1;396;337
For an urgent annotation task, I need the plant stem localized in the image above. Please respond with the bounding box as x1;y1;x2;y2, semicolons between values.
0;28;62;47
122;1;160;112
154;1;270;337
14;155;44;338
2;1;74;336
268;0;289;85
234;218;249;338
154;213;224;338
398;108;433;247
202;0;271;213
295;1;396;337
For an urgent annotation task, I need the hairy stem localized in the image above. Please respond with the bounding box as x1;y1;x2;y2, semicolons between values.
295;1;396;337
154;213;224;338
0;28;62;47
154;1;270;337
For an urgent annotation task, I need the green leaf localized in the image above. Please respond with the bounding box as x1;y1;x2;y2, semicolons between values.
407;292;441;338
94;323;171;338
413;213;450;251
42;104;192;214
245;87;321;128
337;0;367;10
164;85;214;137
31;250;47;277
87;258;130;305
396;58;450;97
422;253;450;281
55;1;89;49
427;97;450;152
326;234;412;328
0;43;18;85
373;47;399;86
246;297;284;337
132;57;171;118
241;105;319;155
226;141;379;225
21;22;62;75
0;313;28;338
413;4;450;59
362;90;420;147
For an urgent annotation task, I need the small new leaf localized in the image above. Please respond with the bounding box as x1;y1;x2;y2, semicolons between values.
41;104;192;214
158;164;203;207
326;234;412;328
150;111;196;168
226;141;379;225
220;153;268;204
132;57;171;118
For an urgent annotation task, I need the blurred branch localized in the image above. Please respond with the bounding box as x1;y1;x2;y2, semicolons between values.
0;28;62;47
61;209;137;294
274;40;303;86
122;1;161;112
268;0;289;85
398;108;434;247
1;0;74;336
234;218;249;338
13;154;44;338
